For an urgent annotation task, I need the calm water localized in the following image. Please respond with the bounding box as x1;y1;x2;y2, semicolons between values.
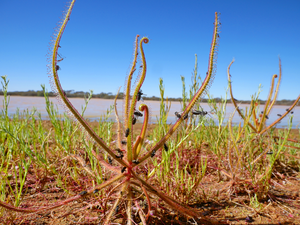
1;96;299;128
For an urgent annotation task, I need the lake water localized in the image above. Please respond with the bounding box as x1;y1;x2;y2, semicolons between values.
1;96;299;128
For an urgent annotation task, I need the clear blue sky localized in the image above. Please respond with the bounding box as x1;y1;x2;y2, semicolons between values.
1;0;299;101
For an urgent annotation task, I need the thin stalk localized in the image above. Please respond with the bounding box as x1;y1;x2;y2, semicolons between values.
49;0;128;168
266;58;282;115
257;74;277;132
139;12;221;164
127;37;149;162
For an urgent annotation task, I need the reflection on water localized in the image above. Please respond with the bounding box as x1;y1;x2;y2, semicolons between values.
1;96;299;128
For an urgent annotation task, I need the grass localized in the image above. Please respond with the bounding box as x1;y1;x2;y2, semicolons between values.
1;0;300;224
1;67;300;224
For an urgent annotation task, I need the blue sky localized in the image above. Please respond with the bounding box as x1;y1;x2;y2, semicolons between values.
0;0;299;101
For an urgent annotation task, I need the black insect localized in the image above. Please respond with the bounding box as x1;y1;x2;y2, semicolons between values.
57;53;64;63
175;112;188;120
108;156;113;165
267;151;273;155
115;149;124;159
79;190;87;196
93;189;99;194
175;111;181;119
115;205;119;214
245;216;254;223
121;167;127;173
265;115;269;119
137;90;145;101
121;140;127;145
286;108;289;111
187;168;191;175
192;110;208;116
151;150;156;158
277;114;282;117
55;65;60;71
261;111;264;114
125;128;130;137
134;111;143;117
133;159;139;164
164;143;168;152
132;117;137;125
291;111;294;114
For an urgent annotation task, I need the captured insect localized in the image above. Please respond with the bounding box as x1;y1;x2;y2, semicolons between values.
79;190;87;196
125;128;130;137
267;151;273;155
192;110;208;116
277;114;282;117
265;115;269;119
132;159;139;164
57;53;64;63
121;167;127;173
151;150;156;158
137;90;145;101
163;143;168;152
121;140;127;145
245;216;254;223
175;112;188;120
134;111;143;117
115;205;119;214
55;65;60;71
291;111;294;114
93;189;99;194
108;156;113;165
175;111;181;119
132;117;137;125
115;149;124;159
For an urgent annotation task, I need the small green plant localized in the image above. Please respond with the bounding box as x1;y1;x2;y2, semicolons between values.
0;0;222;223
219;58;300;201
227;58;300;135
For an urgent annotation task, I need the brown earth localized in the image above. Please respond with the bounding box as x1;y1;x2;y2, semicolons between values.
1;121;299;224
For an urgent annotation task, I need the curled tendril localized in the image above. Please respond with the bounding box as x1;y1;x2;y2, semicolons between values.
126;37;149;162
142;38;149;44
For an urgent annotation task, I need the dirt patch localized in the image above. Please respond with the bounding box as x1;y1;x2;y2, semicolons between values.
1;121;300;224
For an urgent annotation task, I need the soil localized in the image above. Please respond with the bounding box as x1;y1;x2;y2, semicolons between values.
1;121;300;224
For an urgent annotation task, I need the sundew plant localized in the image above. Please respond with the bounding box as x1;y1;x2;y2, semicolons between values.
0;0;222;224
1;0;300;224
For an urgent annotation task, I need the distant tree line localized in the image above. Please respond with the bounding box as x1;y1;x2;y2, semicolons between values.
0;89;299;106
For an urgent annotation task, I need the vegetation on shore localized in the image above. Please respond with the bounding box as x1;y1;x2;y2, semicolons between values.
1;89;299;106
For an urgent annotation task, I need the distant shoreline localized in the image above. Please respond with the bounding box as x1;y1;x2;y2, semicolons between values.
1;91;299;106
1;96;299;129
